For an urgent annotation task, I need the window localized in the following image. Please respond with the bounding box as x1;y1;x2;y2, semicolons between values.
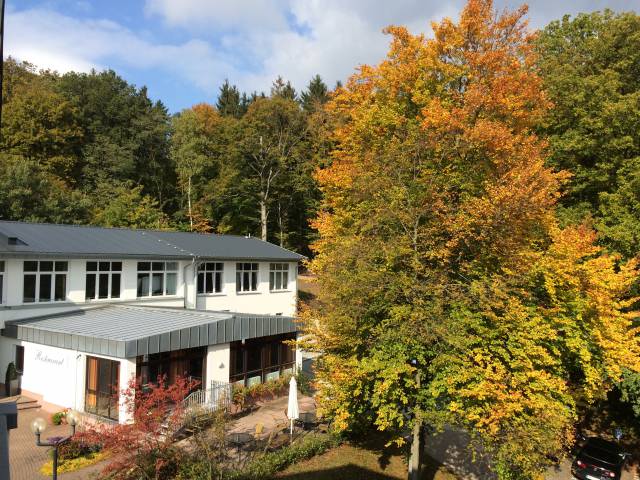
23;261;67;303
86;261;122;300
197;262;224;294
229;334;296;386
136;347;205;388
236;263;258;292
137;261;178;297
269;263;289;291
0;261;4;304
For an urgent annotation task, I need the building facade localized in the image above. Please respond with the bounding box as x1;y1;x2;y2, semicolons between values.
0;221;303;423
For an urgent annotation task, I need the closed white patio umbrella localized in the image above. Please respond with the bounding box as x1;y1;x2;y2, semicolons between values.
287;376;299;438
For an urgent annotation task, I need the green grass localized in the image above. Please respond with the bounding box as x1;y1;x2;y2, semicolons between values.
275;443;458;480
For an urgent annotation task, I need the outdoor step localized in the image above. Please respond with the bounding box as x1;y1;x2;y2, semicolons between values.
14;396;42;410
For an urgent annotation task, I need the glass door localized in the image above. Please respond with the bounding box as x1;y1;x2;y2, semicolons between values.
85;356;120;421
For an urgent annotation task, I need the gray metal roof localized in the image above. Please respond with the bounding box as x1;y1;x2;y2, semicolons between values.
2;305;298;358
0;221;303;261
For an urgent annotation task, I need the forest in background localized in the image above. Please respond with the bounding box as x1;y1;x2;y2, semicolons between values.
0;9;639;262
0;62;332;255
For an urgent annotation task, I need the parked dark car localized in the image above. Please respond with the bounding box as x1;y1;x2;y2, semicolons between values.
571;436;629;480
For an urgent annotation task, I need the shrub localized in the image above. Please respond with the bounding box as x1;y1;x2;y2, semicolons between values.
51;411;65;426
228;432;342;480
57;433;102;461
233;372;311;411
5;362;17;382
296;371;313;395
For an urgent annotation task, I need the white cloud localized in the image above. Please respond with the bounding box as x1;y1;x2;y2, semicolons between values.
140;0;469;96
8;0;639;110
144;0;291;32
214;0;463;94
5;7;240;97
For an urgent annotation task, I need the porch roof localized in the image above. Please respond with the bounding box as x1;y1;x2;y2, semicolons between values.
2;305;297;359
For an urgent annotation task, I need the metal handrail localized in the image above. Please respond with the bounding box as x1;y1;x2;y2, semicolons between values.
182;380;232;413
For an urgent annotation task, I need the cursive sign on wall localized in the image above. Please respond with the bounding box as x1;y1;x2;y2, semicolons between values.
35;351;64;367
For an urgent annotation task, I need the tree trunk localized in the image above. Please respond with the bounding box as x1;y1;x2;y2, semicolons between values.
408;369;422;480
260;196;268;241
187;176;193;231
278;201;284;247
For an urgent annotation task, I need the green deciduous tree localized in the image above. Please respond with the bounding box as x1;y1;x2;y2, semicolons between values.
171;103;226;230
56;69;173;203
91;181;167;229
0;153;90;223
238;96;307;241
536;10;640;258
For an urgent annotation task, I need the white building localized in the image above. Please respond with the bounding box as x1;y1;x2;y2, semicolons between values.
0;221;303;423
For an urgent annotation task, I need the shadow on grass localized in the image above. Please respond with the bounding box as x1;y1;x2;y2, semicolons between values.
297;289;316;303
278;464;398;480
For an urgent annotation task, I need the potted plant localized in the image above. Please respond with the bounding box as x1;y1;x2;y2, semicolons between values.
4;362;19;397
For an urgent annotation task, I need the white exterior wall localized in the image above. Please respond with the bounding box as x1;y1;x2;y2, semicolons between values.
118;358;136;423
194;261;297;316
0;258;298;328
0;254;301;421
204;343;231;386
0;336;136;424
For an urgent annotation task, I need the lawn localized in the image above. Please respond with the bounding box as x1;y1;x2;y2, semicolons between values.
276;443;458;480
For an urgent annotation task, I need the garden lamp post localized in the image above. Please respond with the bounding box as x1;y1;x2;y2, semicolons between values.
30;410;79;480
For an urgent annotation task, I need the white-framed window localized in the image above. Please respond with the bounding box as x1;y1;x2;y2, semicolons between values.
137;261;178;297
0;261;4;304
23;260;68;303
236;263;258;292
86;261;122;300
197;262;223;294
269;263;289;291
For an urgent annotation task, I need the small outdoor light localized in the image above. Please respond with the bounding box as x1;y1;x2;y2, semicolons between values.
31;411;78;480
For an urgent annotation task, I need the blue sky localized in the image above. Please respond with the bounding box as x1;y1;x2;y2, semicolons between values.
6;0;638;113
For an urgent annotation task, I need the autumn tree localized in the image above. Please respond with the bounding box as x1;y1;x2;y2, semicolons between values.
81;376;198;480
305;1;640;478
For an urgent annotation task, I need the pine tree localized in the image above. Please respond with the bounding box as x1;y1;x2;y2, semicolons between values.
270;76;297;101
300;74;329;113
216;80;242;118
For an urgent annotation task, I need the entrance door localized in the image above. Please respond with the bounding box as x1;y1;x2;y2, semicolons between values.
85;356;120;421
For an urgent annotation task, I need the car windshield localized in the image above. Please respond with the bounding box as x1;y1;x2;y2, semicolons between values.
581;444;621;466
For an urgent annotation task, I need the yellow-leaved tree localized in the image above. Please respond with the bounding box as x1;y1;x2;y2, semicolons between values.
303;1;640;478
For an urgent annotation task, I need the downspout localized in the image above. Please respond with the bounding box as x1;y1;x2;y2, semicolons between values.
183;257;200;309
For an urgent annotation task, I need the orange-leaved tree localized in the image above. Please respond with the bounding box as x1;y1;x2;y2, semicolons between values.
303;0;640;478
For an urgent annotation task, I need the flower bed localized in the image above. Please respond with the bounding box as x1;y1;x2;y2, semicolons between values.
39;433;106;475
